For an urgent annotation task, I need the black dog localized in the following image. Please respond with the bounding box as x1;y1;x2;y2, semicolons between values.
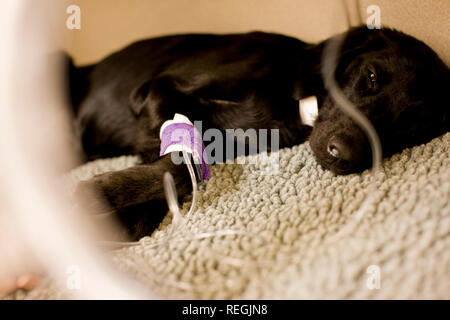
67;26;450;239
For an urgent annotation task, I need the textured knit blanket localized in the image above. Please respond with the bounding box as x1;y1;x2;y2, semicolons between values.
9;132;450;299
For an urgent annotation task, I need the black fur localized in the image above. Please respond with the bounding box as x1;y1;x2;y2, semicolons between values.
68;26;450;239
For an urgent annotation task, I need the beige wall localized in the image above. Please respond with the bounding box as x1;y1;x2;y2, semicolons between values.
359;0;450;66
63;0;450;66
64;0;350;65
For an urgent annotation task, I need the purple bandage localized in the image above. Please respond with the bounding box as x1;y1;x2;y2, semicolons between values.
160;122;211;181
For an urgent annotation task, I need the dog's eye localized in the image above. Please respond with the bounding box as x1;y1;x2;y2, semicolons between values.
367;68;379;92
368;70;377;84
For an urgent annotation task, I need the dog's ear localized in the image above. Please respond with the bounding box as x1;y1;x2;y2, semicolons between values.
443;72;450;131
394;84;450;148
433;68;450;132
129;80;152;115
420;61;450;134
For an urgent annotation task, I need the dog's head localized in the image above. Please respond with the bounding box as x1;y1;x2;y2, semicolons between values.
309;27;450;174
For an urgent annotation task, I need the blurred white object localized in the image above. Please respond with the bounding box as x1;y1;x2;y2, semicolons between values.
0;0;151;299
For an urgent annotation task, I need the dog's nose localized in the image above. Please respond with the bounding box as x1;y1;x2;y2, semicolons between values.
327;135;353;161
326;134;364;173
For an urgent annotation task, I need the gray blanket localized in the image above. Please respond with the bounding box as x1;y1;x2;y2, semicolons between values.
9;132;450;299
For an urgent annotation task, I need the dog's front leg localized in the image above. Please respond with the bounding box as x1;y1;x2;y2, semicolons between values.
76;154;191;213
